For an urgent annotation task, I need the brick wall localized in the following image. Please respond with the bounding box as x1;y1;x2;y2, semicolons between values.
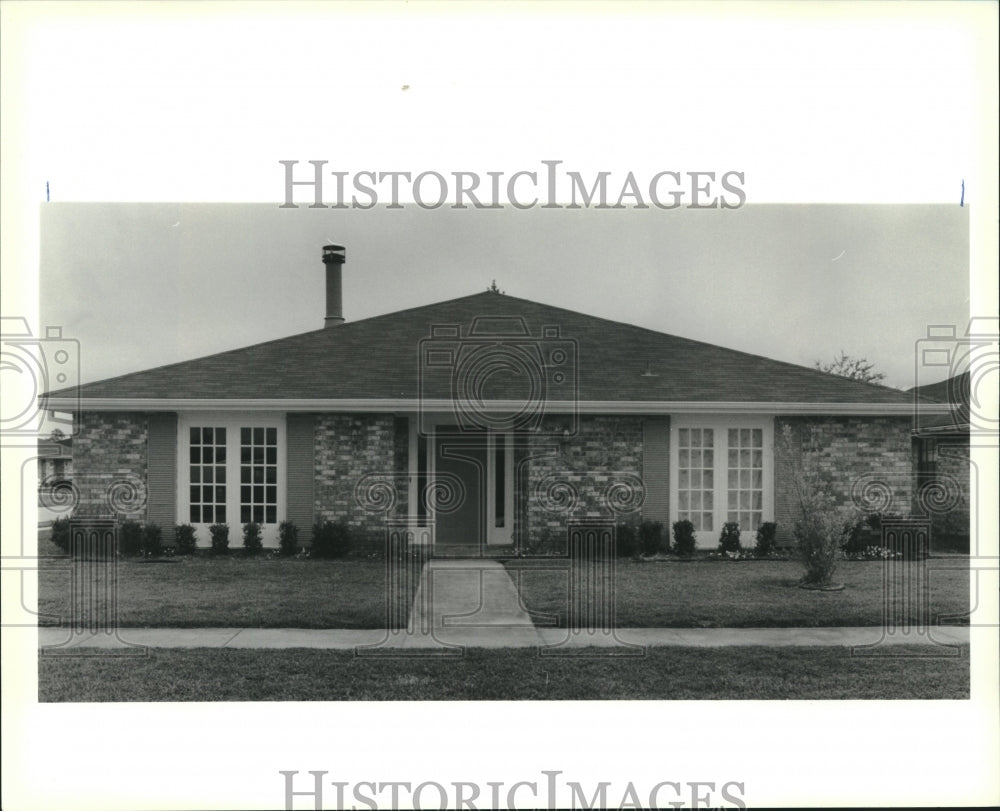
314;414;402;535
72;412;149;519
924;437;970;548
774;416;914;546
521;415;644;547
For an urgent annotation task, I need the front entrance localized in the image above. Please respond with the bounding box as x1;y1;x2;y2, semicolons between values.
432;427;513;552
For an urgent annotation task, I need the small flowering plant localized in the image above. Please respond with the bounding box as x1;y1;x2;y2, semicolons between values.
708;548;756;561
843;545;901;561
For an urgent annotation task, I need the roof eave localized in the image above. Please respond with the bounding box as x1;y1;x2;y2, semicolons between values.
45;397;943;416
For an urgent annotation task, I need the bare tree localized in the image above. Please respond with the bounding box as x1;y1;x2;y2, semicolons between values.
814;351;886;384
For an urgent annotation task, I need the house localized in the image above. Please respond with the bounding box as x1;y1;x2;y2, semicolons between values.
37;435;73;526
46;245;947;552
909;371;971;551
37;435;73;488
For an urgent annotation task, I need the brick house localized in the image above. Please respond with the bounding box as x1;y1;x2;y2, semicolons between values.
47;245;947;553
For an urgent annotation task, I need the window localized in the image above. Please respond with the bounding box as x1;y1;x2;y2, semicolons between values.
179;414;285;545
916;438;937;489
189;426;227;524
677;427;715;531
240;427;278;524
727;428;764;531
672;417;773;547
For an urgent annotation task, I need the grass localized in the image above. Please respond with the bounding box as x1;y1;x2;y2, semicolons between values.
503;557;970;628
37;529;970;629
37;645;969;701
37;542;421;629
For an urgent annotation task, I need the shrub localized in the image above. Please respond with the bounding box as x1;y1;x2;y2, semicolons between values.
209;523;230;555
242;521;263;555
278;520;299;557
672;519;696;557
795;510;853;586
523;527;566;556
311;518;352;559
350;528;388;559
718;521;742;553
931;510;969;553
638;520;665;557
841;511;933;559
50;517;71;552
754;522;778;557
175;524;197;555
142;523;163;557
778;423;853;586
615;523;639;558
842;512;882;557
118;520;144;556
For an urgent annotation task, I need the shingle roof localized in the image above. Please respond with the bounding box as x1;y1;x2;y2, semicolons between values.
908;371;971;433
55;291;917;405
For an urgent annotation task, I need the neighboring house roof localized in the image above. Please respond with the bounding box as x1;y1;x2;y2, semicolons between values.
48;291;930;413
908;371;971;434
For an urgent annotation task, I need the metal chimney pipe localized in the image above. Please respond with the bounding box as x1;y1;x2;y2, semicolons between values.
321;244;346;326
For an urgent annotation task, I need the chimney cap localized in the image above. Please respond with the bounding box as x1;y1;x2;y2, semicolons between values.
322;244;346;264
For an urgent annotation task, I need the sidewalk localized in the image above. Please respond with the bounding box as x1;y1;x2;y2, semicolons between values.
37;625;970;651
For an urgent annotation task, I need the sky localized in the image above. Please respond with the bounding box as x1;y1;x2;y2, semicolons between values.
41;202;968;393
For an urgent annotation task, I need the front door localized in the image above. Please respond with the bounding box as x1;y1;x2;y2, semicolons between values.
431;427;514;552
433;428;488;549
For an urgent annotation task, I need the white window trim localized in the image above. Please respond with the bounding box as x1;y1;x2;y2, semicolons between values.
670;415;775;549
176;412;287;547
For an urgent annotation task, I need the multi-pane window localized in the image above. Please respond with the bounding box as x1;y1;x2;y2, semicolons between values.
677;428;714;531
240;427;278;524
727;428;763;530
189;427;227;524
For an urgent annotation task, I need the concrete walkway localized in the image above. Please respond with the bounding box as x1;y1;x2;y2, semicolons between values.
399;558;546;648
35;556;972;651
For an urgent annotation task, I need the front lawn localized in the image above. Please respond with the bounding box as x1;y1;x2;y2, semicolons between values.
504;558;970;628
37;645;969;701
36;534;970;630
37;548;419;629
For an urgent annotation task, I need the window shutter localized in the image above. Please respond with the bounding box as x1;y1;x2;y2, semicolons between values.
642;416;670;524
286;414;315;543
147;413;178;544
